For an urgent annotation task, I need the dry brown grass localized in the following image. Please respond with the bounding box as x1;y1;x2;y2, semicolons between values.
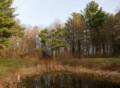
2;59;120;88
57;58;120;72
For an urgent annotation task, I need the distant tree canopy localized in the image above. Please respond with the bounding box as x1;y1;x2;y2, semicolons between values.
65;1;120;57
83;1;107;30
1;1;120;58
37;1;120;58
65;13;85;55
114;11;120;55
39;25;68;58
0;0;23;48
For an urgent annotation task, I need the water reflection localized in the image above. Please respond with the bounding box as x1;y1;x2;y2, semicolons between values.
18;72;120;88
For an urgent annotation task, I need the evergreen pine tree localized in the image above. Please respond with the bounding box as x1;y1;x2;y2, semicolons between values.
0;0;22;48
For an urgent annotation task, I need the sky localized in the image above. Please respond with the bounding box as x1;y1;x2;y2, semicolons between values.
13;0;120;27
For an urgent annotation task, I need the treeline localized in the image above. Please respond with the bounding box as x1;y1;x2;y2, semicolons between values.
39;1;120;58
0;1;120;58
65;1;120;57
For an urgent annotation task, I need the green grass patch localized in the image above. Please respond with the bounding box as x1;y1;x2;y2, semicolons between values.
0;58;35;76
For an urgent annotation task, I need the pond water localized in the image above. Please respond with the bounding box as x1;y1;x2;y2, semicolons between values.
17;72;120;88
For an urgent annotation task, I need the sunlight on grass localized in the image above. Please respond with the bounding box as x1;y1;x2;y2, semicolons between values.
0;59;34;76
0;66;9;76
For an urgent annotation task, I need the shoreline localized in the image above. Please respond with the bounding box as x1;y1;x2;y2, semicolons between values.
1;61;120;88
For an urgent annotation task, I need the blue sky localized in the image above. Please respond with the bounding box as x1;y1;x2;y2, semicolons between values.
13;0;120;27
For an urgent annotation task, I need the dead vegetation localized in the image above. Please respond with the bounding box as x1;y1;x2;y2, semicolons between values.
1;59;120;88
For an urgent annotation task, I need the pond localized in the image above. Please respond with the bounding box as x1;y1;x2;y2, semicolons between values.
17;71;120;88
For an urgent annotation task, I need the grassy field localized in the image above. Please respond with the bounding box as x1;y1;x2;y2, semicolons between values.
0;58;120;87
0;58;120;78
0;58;120;76
0;58;36;77
57;58;120;72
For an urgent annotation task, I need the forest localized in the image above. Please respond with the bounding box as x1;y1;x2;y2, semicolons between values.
0;0;120;88
0;0;120;58
0;1;120;58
